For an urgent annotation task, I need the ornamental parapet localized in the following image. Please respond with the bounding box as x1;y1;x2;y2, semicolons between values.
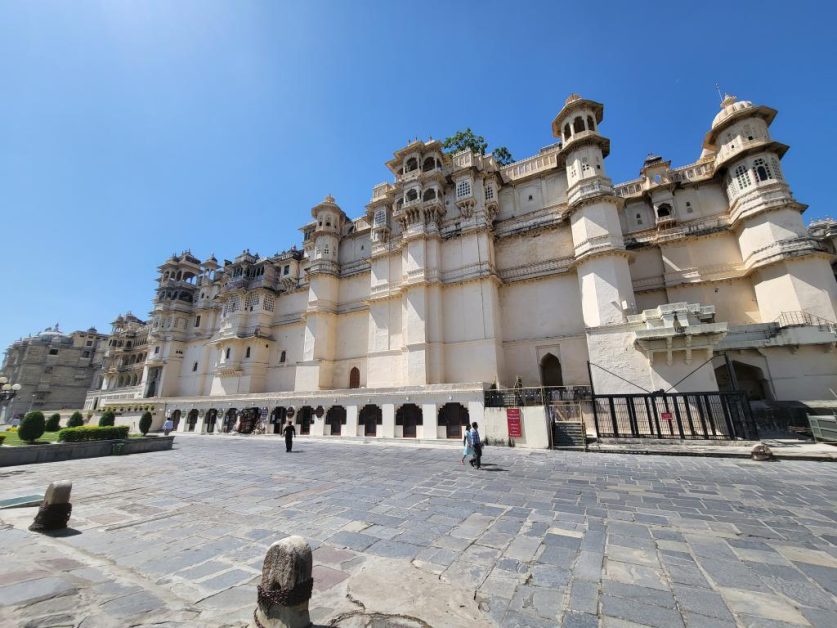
729;180;801;224
567;177;618;209
629;302;728;365
742;236;828;270
573;233;626;260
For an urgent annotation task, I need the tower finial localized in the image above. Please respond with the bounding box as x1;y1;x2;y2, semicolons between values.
715;83;724;103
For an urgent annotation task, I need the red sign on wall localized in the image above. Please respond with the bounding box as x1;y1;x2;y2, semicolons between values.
507;408;522;438
661;412;673;421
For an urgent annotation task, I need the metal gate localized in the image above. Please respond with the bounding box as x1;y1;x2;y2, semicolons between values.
592;391;757;440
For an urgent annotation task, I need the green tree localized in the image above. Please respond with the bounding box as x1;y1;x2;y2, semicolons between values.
99;410;116;427
19;411;46;444
67;411;84;428
45;413;61;432
442;128;488;156
139;412;153;436
493;146;514;166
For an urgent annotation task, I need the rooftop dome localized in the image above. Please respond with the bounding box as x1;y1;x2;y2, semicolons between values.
711;95;754;129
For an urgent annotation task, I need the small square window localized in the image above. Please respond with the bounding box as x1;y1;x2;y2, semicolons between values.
49;348;58;355
528;195;533;201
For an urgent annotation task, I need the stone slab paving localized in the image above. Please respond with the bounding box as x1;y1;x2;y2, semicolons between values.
0;436;835;627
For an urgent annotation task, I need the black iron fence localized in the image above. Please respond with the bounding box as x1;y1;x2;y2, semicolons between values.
485;386;592;408
592;391;757;440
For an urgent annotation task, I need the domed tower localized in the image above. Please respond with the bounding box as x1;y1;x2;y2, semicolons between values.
296;196;347;391
706;95;837;322
552;94;635;327
308;195;346;275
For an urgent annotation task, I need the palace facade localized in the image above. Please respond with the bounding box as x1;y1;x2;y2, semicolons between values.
84;94;837;442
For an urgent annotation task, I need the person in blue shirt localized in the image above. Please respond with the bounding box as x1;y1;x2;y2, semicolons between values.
469;422;482;469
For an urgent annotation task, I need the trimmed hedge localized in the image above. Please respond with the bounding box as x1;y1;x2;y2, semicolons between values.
58;426;130;443
99;410;116;427
19;411;46;443
67;411;84;428
46;413;61;431
139;412;153;436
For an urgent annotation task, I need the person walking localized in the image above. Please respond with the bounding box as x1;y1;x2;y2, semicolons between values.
163;418;173;436
461;425;474;465
282;419;296;452
469;422;482;469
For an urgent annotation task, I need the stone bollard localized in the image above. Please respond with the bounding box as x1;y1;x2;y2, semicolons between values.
29;480;72;532
253;535;313;628
751;443;773;461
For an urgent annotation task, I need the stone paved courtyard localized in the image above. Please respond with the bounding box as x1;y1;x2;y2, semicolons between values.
1;436;836;627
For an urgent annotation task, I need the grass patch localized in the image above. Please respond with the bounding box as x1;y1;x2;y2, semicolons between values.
0;430;146;446
0;430;62;446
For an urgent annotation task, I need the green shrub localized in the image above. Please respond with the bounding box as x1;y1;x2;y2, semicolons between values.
46;413;61;431
67;411;84;428
139;412;153;436
58;425;130;443
0;434;5;445
19;411;46;443
99;410;116;427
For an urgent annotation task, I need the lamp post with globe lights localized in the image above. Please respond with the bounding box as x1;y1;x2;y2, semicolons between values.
0;376;23;423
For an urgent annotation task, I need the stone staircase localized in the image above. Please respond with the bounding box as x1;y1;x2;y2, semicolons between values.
552;421;587;449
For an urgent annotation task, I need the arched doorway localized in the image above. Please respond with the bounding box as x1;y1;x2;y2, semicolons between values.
223;408;237;433
540;353;564;387
349;367;360;389
205;409;218;433
171;409;182;431
396;404;422;438
239;407;259;434
439;403;469;439
359;405;381;437
715;361;771;401
271;406;287;434
326;406;346;436
297;406;313;435
186;409;199;432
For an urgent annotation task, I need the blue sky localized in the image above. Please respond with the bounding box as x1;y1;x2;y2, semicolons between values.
1;1;835;354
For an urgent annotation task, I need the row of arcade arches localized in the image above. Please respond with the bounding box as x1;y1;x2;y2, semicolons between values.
167;402;472;438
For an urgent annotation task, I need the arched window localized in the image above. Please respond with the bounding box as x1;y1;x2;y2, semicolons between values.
406;189;418;202
349;367;360;389
405;157;418;172
573;116;585;134
735;164;752;191
225;347;231;360
753;158;773;182
279;350;286;363
586;115;595;131
656;203;672;218
423;188;437;201
540;353;564;387
563;123;571;140
245;346;251;358
422;157;436;172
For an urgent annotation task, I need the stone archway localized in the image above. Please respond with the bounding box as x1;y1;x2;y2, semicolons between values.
438;403;469;439
396;403;422;438
205;409;218;433
186;409;199;432
540;353;564;387
326;406;346;436
360;405;381;437
171;409;182;431
297;406;313;435
349;367;360;389
715;361;772;401
239;407;259;434
271;406;287;434
223;408;238;433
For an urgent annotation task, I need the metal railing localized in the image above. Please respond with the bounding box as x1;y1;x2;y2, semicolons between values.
485;386;592;408
592;391;757;440
776;311;837;332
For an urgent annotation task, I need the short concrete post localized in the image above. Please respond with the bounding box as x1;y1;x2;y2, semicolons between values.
253;535;313;628
29;480;72;532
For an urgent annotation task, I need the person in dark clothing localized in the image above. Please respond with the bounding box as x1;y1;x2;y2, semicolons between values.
469;422;482;469
282;419;296;452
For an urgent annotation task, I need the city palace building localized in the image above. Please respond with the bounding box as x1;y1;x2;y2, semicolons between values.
83;94;837;445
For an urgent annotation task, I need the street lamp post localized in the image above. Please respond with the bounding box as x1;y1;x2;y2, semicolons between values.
0;376;24;423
